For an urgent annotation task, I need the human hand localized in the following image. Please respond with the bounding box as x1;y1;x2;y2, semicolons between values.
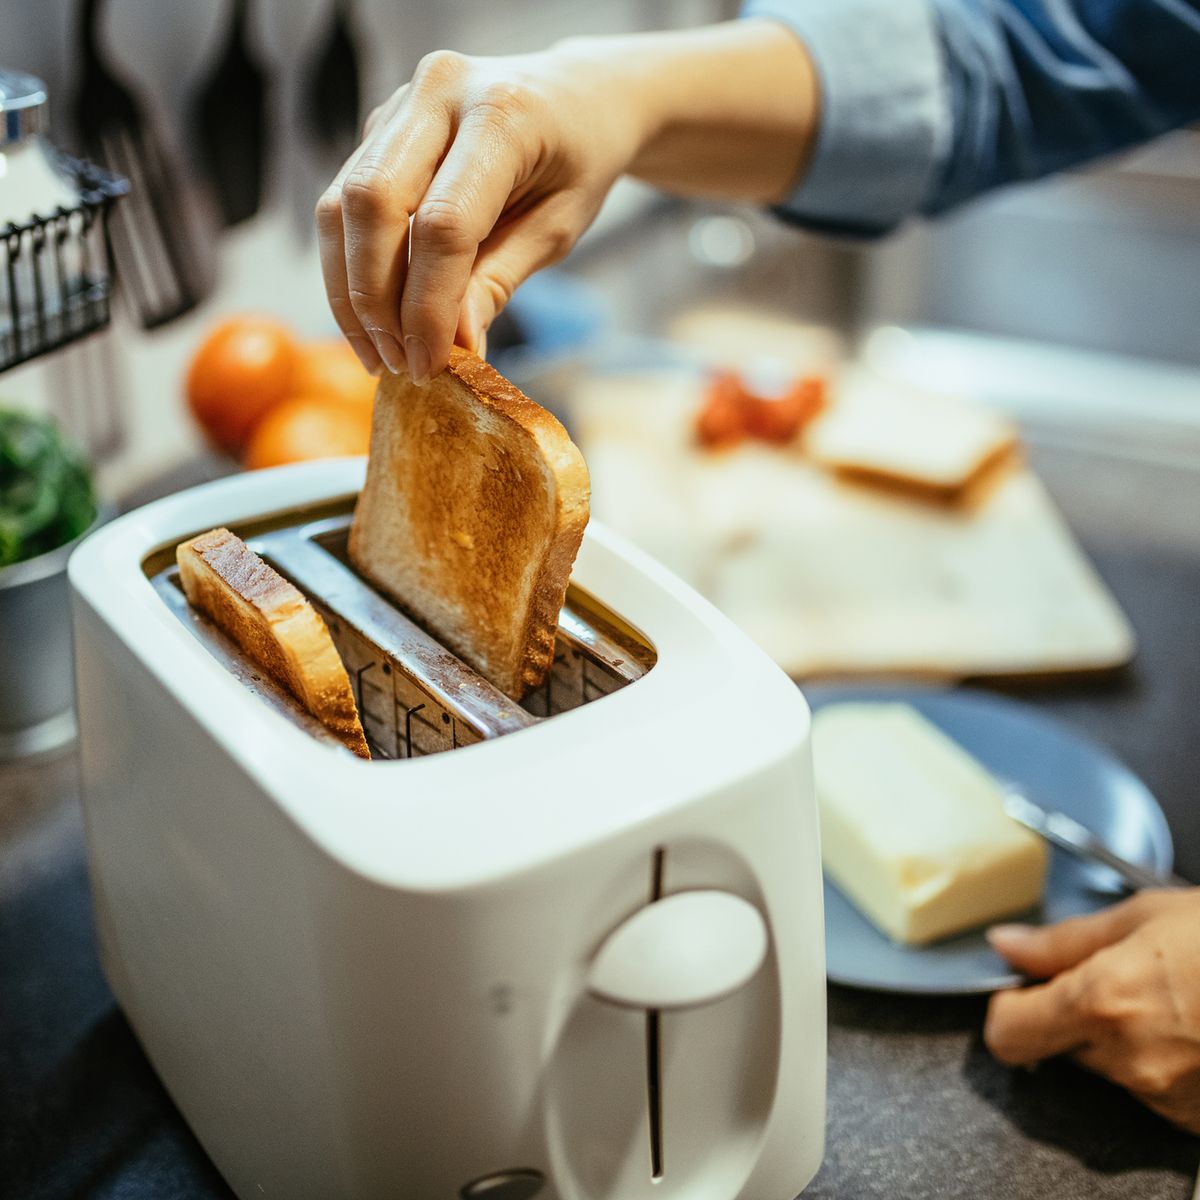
316;42;648;383
316;22;816;384
985;889;1200;1133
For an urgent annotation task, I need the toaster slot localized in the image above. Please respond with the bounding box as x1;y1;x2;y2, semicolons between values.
299;516;654;722
150;569;349;752
252;522;534;755
145;507;656;760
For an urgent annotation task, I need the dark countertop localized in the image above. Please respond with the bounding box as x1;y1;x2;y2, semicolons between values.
2;432;1199;1200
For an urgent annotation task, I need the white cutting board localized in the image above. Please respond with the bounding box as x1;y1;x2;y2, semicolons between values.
570;371;1135;681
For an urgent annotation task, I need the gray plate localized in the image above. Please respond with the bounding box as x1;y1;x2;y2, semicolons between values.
806;685;1175;995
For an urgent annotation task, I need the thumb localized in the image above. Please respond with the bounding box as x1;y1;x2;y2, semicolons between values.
987;896;1152;979
456;277;503;357
456;208;581;354
984;969;1091;1066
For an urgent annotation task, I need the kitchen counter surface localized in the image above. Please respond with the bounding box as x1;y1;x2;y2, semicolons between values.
2;428;1200;1200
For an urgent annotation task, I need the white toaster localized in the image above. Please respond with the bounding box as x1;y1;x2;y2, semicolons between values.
69;458;826;1200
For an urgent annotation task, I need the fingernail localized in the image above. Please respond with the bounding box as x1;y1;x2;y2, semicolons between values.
347;335;384;376
987;924;1035;947
373;331;406;375
464;293;491;354
404;335;431;385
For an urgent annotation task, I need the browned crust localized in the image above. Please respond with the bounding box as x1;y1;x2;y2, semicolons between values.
177;528;371;758
445;345;565;432
182;527;303;614
351;350;589;700
828;440;1022;511
516;495;588;696
447;350;590;695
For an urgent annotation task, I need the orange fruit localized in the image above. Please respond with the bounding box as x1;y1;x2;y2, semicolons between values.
292;339;377;412
243;393;373;471
186;316;300;454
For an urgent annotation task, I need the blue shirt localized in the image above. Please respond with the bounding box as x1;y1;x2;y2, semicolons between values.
743;0;1200;234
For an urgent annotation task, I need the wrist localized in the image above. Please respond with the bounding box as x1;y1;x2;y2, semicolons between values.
546;33;673;167
567;22;819;204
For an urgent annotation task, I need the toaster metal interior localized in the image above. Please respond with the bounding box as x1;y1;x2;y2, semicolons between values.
144;500;657;761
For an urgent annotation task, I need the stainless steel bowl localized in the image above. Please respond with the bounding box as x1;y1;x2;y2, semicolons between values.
0;506;110;760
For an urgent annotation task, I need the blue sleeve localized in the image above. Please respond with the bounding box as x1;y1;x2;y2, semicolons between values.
743;0;1200;234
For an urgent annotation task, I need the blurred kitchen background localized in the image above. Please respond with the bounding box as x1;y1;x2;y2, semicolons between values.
9;9;1200;1190
4;0;1200;497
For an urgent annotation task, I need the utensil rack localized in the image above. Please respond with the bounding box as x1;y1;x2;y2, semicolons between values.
0;154;127;375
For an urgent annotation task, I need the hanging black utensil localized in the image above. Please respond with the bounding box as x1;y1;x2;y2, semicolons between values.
71;0;210;328
192;0;268;227
302;0;361;166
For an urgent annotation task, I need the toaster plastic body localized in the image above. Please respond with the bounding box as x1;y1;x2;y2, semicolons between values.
69;459;826;1200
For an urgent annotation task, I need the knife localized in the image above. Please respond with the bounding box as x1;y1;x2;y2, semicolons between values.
1003;790;1191;892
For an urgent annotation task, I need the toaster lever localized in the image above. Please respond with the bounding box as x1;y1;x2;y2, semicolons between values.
587;891;768;1011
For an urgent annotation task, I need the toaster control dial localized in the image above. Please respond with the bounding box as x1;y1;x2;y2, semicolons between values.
459;1168;544;1199
586;890;768;1010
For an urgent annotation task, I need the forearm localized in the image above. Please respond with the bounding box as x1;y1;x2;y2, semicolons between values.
317;20;819;380
555;21;819;205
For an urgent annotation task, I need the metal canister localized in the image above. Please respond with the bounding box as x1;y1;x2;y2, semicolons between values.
0;508;107;760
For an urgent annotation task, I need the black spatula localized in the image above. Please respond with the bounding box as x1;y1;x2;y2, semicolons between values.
72;0;210;327
302;0;361;168
192;0;268;227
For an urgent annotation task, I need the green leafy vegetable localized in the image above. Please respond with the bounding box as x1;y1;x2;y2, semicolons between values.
0;409;97;568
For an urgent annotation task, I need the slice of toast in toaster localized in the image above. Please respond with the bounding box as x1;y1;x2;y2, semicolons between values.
348;346;589;700
177;528;371;759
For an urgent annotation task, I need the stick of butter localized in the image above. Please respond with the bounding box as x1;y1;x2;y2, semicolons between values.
812;703;1048;945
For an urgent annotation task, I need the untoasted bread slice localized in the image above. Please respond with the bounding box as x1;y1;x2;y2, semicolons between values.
177;528;370;758
806;373;1020;505
349;347;589;700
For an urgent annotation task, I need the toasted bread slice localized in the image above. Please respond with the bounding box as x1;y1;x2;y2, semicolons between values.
349;347;589;700
177;528;370;758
